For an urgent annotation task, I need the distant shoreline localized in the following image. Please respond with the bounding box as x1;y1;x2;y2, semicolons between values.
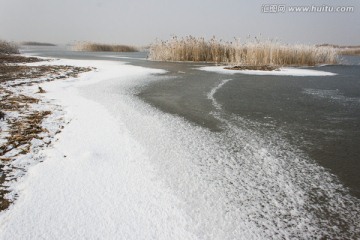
20;42;57;47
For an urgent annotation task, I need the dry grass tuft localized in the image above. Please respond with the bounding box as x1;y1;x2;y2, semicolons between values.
0;40;19;54
0;110;51;156
149;36;338;67
0;55;42;64
74;42;138;52
0;55;93;85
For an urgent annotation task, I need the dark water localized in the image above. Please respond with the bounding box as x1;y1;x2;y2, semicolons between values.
23;46;360;237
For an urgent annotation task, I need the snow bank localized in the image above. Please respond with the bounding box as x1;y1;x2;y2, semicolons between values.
198;66;337;76
0;60;197;240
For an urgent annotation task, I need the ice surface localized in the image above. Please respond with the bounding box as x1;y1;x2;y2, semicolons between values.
303;88;360;105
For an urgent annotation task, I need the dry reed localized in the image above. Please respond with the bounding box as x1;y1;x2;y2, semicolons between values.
74;42;138;52
149;36;338;66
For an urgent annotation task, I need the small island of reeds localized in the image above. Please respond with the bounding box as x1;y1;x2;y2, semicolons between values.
149;36;338;68
21;42;57;46
74;42;138;52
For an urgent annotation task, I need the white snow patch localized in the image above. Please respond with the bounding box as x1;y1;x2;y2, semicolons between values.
198;66;337;76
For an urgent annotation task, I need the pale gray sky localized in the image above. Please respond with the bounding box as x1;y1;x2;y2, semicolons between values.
0;0;359;45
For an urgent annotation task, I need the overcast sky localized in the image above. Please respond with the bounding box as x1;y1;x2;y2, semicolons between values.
0;0;359;45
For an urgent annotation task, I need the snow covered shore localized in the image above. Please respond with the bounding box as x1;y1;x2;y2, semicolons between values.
0;59;197;239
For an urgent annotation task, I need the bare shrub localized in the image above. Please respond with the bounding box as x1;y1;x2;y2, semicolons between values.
149;36;338;66
73;42;138;52
0;40;19;54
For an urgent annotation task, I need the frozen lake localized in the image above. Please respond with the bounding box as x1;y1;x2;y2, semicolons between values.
18;45;360;239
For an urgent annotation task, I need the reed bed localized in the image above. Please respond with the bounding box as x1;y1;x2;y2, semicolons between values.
74;42;138;52
0;40;19;54
149;36;338;66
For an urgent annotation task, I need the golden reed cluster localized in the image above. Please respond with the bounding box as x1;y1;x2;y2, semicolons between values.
149;36;338;66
